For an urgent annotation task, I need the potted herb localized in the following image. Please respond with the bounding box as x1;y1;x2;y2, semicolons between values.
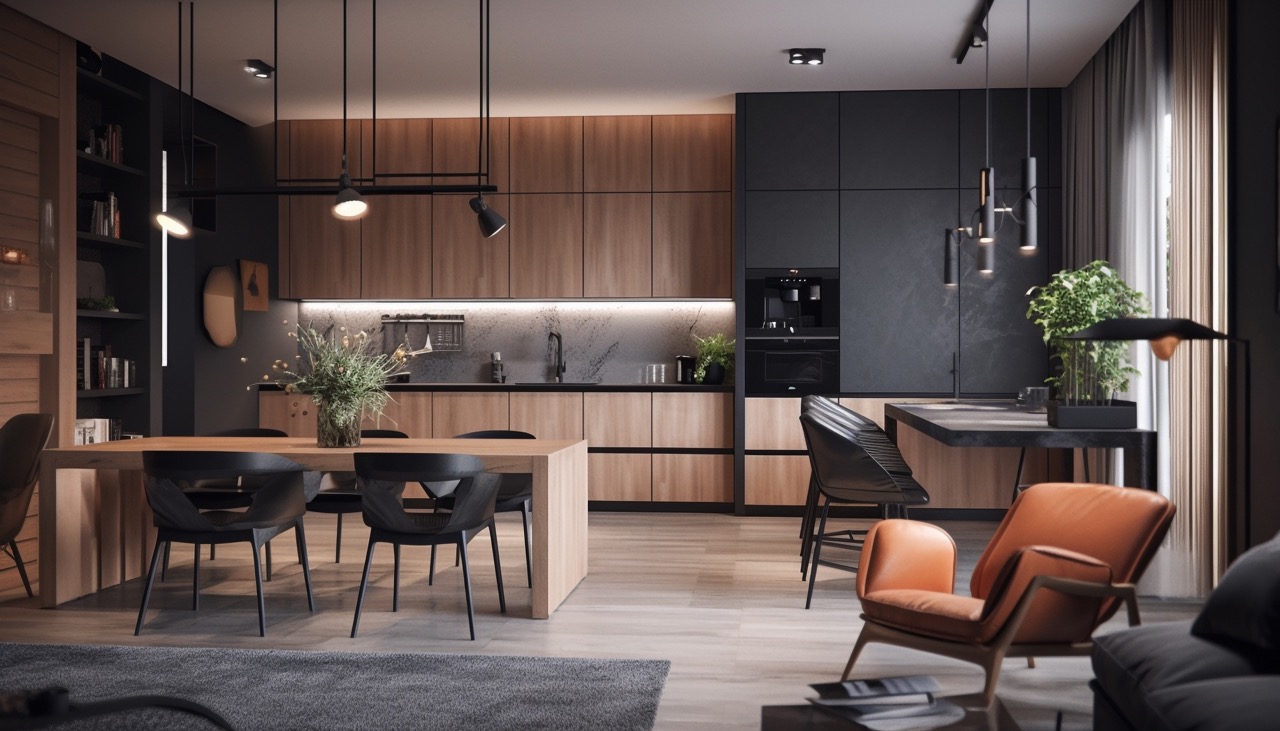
262;324;408;447
1025;260;1148;428
693;332;735;385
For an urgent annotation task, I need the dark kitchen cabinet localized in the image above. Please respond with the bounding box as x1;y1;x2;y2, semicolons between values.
741;93;839;190
841;91;960;190
840;189;960;394
743;191;840;268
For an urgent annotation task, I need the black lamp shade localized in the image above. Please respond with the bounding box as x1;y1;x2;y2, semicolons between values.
470;196;507;238
944;229;959;286
979;167;996;243
1021;157;1037;250
978;241;995;274
333;173;367;219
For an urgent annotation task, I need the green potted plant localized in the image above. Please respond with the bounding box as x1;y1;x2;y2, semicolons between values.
1025;260;1149;428
693;332;735;385
262;324;408;447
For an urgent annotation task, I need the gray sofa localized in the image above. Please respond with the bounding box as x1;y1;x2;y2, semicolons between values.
1090;533;1280;730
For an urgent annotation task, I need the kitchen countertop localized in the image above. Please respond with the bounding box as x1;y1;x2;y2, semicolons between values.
259;383;732;393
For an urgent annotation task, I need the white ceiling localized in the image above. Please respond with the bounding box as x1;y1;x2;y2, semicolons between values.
5;0;1138;127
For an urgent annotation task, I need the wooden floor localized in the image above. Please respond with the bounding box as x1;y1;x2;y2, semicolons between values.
0;512;1198;730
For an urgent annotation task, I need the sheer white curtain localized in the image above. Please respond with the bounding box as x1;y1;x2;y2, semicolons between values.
1064;0;1182;593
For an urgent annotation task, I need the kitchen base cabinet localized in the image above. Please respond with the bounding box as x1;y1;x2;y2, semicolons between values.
653;454;733;503
589;453;652;501
510;392;584;440
257;391;432;438
744;454;811;506
432;392;509;437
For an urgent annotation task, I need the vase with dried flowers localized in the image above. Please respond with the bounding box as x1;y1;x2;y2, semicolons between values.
262;324;409;447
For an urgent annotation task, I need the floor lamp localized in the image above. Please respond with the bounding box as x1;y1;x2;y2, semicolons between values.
1061;317;1251;559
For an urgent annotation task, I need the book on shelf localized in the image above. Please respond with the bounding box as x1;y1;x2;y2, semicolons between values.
73;418;121;445
86;191;120;239
85;123;124;164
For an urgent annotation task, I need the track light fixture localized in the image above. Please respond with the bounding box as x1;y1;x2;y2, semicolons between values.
244;59;273;78
155;2;195;238
1020;0;1038;251
788;48;825;65
332;0;367;220
471;0;505;238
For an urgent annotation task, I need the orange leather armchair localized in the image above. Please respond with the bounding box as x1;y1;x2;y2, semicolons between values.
843;482;1176;704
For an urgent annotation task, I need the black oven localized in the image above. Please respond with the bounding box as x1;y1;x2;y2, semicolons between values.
744;338;840;395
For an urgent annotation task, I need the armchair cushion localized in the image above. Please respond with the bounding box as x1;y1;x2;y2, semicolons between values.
856;519;956;597
1191;531;1280;653
981;545;1112;645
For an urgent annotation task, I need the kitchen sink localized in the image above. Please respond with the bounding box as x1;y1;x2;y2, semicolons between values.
514;381;600;387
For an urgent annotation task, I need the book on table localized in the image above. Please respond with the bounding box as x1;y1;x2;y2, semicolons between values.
809;675;942;706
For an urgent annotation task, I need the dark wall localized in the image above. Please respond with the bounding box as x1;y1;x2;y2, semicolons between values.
160;93;297;435
1229;0;1280;548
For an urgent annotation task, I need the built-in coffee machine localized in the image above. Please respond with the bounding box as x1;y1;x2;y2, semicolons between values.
743;268;839;337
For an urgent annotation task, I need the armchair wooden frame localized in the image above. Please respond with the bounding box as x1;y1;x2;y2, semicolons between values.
844;576;1143;705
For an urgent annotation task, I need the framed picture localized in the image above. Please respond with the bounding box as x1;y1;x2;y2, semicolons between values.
239;259;268;312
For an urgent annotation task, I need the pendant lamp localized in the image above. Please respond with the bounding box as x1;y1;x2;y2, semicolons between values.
155;1;194;238
333;0;367;220
1020;0;1038;251
468;0;506;238
977;0;996;245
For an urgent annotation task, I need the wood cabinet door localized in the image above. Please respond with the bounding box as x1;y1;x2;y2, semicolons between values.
432;117;509;193
432;392;509;437
584;193;651;298
286;119;361;183
744;397;805;451
362;194;431;299
432;194;510;298
744;454;811;506
363;118;432;183
652;114;732;192
259;392;317;437
375;391;431;437
509;117;583;193
286;195;361;299
509;194;583;298
652;192;732;298
584;392;652;447
652;392;732;449
510;392;584;440
589;453;652;501
584;116;651;192
652;454;732;502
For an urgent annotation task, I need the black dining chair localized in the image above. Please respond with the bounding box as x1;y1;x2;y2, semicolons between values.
799;406;930;609
350;452;506;640
441;430;535;587
0;413;55;598
308;428;410;562
136;451;316;637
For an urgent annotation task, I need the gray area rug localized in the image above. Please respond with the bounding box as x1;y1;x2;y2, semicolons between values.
0;643;669;730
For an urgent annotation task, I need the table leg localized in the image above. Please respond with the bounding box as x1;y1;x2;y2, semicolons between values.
530;440;589;619
1124;436;1156;490
39;466;98;608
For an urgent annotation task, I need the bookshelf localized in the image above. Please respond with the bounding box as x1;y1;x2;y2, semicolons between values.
74;55;161;437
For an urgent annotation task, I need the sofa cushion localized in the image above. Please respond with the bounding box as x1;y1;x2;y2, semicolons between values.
1146;676;1280;731
1191;531;1280;652
1092;621;1270;730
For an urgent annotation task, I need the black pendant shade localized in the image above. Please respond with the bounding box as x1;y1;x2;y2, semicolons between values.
470;196;507;238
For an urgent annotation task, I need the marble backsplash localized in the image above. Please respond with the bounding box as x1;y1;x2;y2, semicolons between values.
297;301;735;385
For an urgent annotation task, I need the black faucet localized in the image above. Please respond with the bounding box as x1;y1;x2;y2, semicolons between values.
548;331;566;383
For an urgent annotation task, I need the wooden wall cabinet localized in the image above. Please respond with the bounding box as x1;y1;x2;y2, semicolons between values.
652;114;733;192
584;193;652;298
283;195;362;299
584;116;651;192
509;194;583;298
509;116;583;193
361;194;431;299
653;192;733;298
432;194;510;299
431;116;509;192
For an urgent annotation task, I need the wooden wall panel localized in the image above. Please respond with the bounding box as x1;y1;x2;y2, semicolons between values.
652;114;733;192
652;192;732;298
584;116;651;192
589;453;651;501
584;193;651;298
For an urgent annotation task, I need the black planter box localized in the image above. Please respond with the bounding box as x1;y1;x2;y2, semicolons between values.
1047;399;1138;429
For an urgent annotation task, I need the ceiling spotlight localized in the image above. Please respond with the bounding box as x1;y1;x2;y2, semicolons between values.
244;59;273;79
788;48;825;66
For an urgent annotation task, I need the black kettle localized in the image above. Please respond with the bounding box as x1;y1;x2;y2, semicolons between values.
675;355;697;384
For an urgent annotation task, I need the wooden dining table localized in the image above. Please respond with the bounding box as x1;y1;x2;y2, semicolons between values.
37;436;589;618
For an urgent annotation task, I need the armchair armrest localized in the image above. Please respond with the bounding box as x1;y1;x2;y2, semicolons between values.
857;519;957;598
979;545;1127;646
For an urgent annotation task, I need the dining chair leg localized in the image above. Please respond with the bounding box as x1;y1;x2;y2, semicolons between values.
800;476;819;579
334;513;344;563
489;520;507;613
264;541;273;582
350;540;376;638
8;541;33;598
1011;447;1028;503
392;543;402;612
160;542;170;582
251;540;267;637
192;542;202;611
209;544;216;561
428;545;437;586
459;538;476;640
805;500;831;609
519;501;532;588
135;537;164;636
295;520;314;613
